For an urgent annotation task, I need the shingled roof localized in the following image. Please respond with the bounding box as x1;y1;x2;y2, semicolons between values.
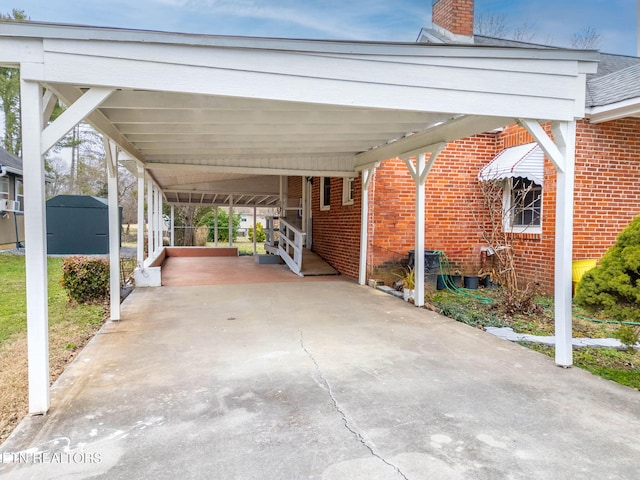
0;146;22;174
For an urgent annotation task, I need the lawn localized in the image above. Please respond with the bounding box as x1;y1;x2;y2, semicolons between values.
430;288;640;390
0;255;107;443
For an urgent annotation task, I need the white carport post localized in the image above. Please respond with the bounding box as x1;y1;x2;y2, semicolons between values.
170;205;175;246
214;206;219;247
403;145;445;307
358;166;376;285
228;195;234;247
136;166;145;266
158;191;163;248
21;80;49;414
253;205;257;255
155;188;161;251
146;178;153;258
104;138;120;321
520;119;577;367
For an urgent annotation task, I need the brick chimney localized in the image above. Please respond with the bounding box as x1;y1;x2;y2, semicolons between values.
432;0;474;39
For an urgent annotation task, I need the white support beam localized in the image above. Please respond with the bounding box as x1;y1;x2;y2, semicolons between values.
21;79;50;415
253;205;257;255
147;178;153;258
158;190;163;249
403;147;444;308
136;166;145;265
228;195;234;247
155;187;161;252
41;87;114;155
551;120;577;367
214;206;219;247
104;137;121;321
518;119;565;172
42;89;57;126
170;204;175;246
358;166;376;286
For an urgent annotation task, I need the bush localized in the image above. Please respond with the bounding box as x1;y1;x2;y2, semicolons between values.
248;222;266;242
61;256;110;304
575;215;640;322
198;209;241;243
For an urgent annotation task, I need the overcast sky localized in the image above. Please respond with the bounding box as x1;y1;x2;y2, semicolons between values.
4;0;638;56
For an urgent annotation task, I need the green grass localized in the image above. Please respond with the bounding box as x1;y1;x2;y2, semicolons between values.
0;255;105;349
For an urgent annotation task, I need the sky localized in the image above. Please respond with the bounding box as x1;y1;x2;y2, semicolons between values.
3;0;638;56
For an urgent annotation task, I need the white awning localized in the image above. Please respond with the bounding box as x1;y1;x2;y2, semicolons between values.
478;142;544;185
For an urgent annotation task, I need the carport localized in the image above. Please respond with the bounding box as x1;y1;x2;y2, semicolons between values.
0;22;597;414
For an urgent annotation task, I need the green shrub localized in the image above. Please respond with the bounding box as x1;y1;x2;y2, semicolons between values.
575;215;640;322
61;256;110;304
198;209;241;243
248;222;267;242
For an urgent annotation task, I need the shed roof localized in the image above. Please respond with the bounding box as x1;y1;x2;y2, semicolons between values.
46;195;109;208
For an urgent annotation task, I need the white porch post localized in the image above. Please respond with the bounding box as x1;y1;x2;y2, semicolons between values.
253;205;257;255
358;167;375;286
170;204;175;246
403;145;444;307
158;191;163;249
214;206;219;247
520;119;576;366
155;188;161;251
104;138;120;321
146;178;153;258
21;79;49;414
228;195;233;247
136;166;145;265
301;175;306;234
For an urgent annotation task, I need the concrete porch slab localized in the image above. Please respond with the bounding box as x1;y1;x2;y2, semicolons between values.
1;280;639;479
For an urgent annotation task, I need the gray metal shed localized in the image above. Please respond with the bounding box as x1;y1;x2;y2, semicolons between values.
46;195;121;254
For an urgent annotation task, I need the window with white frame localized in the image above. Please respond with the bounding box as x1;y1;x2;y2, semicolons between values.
15;178;23;211
0;176;8;200
320;177;331;210
504;177;542;233
342;177;355;206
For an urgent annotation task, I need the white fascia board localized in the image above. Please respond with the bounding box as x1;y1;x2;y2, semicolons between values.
0;38;43;65
354;115;514;168
0;21;600;62
586;97;640;124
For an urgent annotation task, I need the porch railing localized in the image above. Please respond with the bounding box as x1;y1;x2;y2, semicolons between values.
264;216;279;255
278;218;305;276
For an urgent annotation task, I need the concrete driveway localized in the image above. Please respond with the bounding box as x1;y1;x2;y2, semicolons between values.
1;279;639;479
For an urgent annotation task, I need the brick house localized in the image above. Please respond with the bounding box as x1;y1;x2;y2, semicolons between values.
0;146;25;250
303;0;640;294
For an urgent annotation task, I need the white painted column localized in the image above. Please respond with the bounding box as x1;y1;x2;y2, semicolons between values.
279;176;285;218
158;191;163;249
146;178;153;259
136;166;145;266
301;175;306;233
358;168;374;286
253;205;258;255
104;138;120;321
552;121;577;367
214;206;219;247
155;188;161;252
520;119;576;366
170;205;175;247
403;145;444;307
228;195;233;247
414;154;426;307
21;79;49;414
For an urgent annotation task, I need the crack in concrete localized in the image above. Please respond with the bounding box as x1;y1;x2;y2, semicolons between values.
299;331;410;480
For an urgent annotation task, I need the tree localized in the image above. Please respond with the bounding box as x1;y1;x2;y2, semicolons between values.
0;10;28;156
571;26;601;49
198;208;241;243
575;215;640;322
474;12;508;38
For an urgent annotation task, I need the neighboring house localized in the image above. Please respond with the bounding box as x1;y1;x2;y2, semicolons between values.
0;146;25;250
301;0;640;293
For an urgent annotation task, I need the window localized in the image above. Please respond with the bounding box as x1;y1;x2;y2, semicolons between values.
504;177;542;233
342;177;355;206
0;177;8;200
320;177;331;210
15;178;23;211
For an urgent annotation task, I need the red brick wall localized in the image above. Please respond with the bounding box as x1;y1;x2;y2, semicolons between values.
311;176;364;279
432;0;474;37
370;133;497;274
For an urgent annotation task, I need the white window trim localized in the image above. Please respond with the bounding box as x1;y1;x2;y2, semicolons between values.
342;177;355;206
502;178;543;235
320;177;330;211
0;176;9;200
15;178;24;212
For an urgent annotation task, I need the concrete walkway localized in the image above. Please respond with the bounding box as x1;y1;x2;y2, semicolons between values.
1;279;639;479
